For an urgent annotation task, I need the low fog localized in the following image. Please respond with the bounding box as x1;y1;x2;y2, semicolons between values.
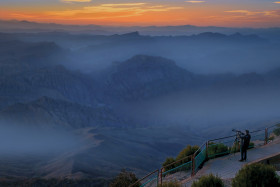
0;123;82;156
2;31;279;74
1;25;280;180
118;88;280;130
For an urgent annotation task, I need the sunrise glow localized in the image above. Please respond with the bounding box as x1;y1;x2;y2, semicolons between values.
0;0;280;27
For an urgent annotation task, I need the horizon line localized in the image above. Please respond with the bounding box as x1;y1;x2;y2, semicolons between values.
1;19;280;29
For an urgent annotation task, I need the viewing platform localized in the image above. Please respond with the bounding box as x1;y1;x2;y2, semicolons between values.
182;136;280;186
131;123;280;187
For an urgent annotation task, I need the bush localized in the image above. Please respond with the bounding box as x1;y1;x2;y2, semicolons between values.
162;157;176;171
230;141;240;153
191;174;224;187
248;142;254;149
232;163;280;187
175;145;199;168
176;145;199;161
273;128;280;136
110;169;140;187
268;136;275;141
208;143;229;158
159;181;181;187
162;145;199;173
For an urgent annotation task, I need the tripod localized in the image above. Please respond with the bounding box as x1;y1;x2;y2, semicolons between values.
228;131;242;160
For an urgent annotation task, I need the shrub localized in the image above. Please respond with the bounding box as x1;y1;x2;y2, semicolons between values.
230;141;240;153
268;136;275;141
232;163;280;187
248;142;254;149
208;143;229;158
159;181;181;187
110;169;140;187
162;157;176;171
273;128;280;136
175;145;199;168
162;145;199;173
176;145;199;161
191;174;224;187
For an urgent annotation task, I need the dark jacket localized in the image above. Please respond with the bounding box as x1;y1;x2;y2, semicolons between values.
242;134;251;149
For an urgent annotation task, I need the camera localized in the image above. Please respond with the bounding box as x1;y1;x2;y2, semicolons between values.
232;129;244;135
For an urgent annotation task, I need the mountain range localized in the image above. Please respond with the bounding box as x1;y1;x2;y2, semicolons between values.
1;20;280;41
1;27;280;185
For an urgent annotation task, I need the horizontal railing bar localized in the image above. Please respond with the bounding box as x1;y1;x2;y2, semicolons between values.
140;176;157;187
267;123;280;129
209;128;267;142
208;134;237;142
162;155;192;169
194;141;206;156
251;129;265;133
162;160;192;175
129;169;158;187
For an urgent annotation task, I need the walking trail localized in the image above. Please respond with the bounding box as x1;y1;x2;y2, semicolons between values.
182;137;280;186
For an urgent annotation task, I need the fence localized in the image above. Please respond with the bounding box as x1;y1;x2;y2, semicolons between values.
193;142;207;173
130;123;280;187
161;155;193;185
133;170;159;187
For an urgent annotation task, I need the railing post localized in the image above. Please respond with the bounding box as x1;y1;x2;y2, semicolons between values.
160;168;163;186
265;128;268;145
205;141;209;161
157;169;159;187
191;154;195;176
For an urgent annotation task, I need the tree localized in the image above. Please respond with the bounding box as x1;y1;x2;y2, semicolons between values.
232;163;280;187
191;174;224;187
110;169;140;187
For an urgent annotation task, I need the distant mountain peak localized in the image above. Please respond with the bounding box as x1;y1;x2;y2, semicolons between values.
105;55;194;100
196;32;226;38
120;31;140;37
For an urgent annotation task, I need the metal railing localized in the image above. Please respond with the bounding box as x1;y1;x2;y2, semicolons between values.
130;169;159;187
193;142;207;174
160;155;193;185
130;123;280;187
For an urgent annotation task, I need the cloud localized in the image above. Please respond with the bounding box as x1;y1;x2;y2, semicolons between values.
225;10;280;17
225;10;262;16
185;1;205;3
274;2;280;3
61;0;91;2
101;3;147;7
47;3;183;19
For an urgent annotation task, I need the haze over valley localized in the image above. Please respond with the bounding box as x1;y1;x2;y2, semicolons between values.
0;20;280;185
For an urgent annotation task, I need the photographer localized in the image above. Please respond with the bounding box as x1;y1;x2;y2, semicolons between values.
239;130;251;162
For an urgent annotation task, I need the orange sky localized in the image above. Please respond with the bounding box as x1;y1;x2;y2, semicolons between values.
0;1;280;27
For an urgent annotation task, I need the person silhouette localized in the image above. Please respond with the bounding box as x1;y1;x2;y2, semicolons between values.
239;130;251;162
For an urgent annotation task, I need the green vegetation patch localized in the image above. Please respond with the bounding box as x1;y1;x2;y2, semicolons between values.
208;143;229;158
232;163;280;187
191;174;224;187
110;169;140;187
162;145;199;173
273;128;280;136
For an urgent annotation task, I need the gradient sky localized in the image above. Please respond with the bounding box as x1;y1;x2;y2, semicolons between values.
0;0;280;27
